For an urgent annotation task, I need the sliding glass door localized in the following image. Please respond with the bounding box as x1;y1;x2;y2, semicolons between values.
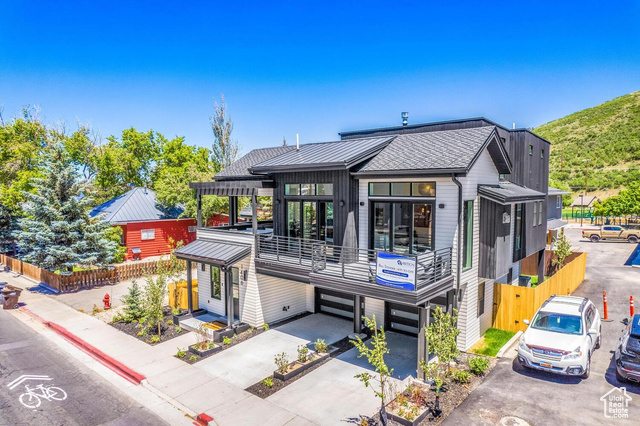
371;201;433;254
287;200;334;243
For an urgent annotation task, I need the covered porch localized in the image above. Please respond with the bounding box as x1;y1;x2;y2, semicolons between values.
173;238;251;330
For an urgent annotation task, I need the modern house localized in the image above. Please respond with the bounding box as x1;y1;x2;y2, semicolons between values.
90;187;197;260
174;117;550;379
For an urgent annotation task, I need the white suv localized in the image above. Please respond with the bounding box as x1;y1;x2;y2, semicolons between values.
517;295;601;379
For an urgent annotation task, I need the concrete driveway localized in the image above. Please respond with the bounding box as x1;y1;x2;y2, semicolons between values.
444;227;640;425
267;331;418;425
193;313;352;389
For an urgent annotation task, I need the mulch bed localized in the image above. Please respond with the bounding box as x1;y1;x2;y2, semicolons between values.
110;306;185;345
368;353;498;425
245;335;364;399
175;312;312;364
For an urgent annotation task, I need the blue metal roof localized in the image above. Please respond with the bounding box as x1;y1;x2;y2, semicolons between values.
90;187;185;224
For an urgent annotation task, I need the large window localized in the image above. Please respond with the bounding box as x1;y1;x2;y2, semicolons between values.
371;201;433;254
513;203;525;261
369;182;436;197
533;202;538;228
538;201;544;226
463;200;473;270
210;266;221;300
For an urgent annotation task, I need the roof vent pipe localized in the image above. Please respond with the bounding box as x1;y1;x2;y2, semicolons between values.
512;122;516;130
296;133;300;151
402;112;409;126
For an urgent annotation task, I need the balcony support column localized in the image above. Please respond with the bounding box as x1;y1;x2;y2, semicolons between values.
224;267;234;328
417;303;430;381
353;294;362;333
196;195;202;227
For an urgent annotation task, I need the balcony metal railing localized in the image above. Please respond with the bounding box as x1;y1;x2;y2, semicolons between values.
255;234;452;291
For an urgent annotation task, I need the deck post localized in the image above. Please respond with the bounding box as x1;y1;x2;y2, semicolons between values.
417;303;430;381
229;196;238;225
251;193;258;235
353;295;362;333
186;260;193;314
225;267;234;328
196;194;202;227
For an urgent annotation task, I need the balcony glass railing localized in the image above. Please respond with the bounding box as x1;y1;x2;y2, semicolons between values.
255;234;452;291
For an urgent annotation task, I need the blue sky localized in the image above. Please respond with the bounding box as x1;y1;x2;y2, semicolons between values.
1;1;639;153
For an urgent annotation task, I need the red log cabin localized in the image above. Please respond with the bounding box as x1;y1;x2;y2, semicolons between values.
90;187;197;261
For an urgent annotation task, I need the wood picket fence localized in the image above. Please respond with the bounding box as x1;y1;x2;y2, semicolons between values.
0;253;193;293
492;251;587;332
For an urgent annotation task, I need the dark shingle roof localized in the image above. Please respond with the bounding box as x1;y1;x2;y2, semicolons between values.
215;146;296;180
249;136;394;173
355;127;506;175
90;187;185;223
173;239;251;266
478;182;546;204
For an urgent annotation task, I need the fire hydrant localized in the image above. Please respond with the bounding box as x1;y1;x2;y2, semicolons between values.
103;293;111;310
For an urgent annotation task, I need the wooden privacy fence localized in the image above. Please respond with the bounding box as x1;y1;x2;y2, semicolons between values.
520;250;583;277
493;252;587;333
168;280;199;311
0;253;192;293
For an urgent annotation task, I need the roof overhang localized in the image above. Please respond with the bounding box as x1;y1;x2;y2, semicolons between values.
547;219;568;230
352;168;468;178
190;180;275;197
470;128;512;175
478;183;546;205
174;239;251;267
548;187;571;196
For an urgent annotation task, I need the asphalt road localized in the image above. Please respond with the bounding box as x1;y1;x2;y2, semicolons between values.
0;309;167;426
444;227;640;425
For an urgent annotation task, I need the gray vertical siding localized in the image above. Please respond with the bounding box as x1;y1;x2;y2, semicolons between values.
479;198;512;279
272;169;358;246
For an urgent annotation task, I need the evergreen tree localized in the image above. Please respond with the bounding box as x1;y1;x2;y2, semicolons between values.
14;145;116;272
0;202;16;253
121;280;144;322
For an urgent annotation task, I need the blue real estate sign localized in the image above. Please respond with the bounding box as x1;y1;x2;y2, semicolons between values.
376;252;416;291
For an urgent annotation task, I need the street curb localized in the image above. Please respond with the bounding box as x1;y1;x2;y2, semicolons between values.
497;331;522;358
19;306;146;385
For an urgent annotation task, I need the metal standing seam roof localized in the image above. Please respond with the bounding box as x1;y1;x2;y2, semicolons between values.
215;146;297;180
478;182;546;204
547;219;568;230
173;239;251;266
90;187;185;223
548;187;571;196
354;127;510;175
249;136;395;173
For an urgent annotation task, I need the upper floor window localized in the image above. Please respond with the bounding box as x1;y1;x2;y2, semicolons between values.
541;148;545;159
368;182;436;197
538;201;544;226
529;145;533;155
533;202;538;227
285;183;333;196
141;229;155;240
556;195;562;209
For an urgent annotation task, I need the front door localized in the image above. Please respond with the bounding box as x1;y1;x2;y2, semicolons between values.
231;267;240;321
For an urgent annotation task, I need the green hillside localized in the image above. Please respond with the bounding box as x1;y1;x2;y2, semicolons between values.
534;91;640;196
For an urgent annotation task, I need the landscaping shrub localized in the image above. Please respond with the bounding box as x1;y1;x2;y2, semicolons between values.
150;335;160;344
469;356;490;376
143;274;168;337
274;352;289;374
314;338;328;354
451;368;471;384
222;336;231;345
176;347;187;358
261;377;274;388
297;345;310;363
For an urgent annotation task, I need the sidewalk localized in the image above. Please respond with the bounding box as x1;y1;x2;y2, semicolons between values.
1;270;314;426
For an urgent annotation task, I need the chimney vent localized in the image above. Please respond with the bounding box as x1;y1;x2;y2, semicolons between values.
402;112;409;126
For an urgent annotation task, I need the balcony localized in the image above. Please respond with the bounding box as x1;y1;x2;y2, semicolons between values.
255;234;454;305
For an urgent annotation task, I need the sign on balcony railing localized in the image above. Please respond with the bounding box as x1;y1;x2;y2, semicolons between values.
376;252;417;291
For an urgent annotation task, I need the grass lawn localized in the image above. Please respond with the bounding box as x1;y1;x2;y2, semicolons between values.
469;328;516;357
53;266;93;274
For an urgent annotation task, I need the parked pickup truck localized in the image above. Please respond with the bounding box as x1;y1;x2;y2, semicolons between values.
582;225;640;243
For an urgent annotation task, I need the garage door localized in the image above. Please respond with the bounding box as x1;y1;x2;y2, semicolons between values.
315;288;366;322
385;302;419;336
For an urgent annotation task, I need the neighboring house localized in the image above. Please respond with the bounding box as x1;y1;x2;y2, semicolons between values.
175;117;549;379
547;187;570;245
90;187;197;261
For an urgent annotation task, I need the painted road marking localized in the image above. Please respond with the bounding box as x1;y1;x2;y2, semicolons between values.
7;375;52;390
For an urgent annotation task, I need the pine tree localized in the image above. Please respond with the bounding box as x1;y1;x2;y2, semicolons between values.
0;202;16;253
14;145;116;272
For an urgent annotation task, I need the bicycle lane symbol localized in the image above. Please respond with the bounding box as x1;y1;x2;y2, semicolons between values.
7;375;68;410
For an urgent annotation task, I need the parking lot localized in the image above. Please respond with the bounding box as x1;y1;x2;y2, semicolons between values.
445;227;640;425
